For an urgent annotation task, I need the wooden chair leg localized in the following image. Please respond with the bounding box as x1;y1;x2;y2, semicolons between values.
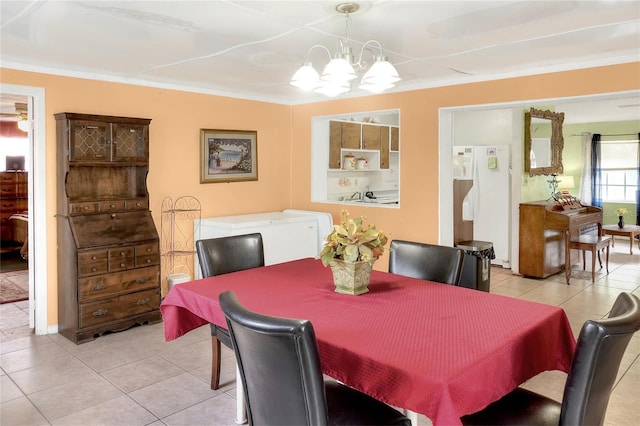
582;250;586;270
591;248;596;283
605;244;610;274
211;336;222;390
597;248;603;268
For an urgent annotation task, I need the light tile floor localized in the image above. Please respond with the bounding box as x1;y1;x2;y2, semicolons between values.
1;242;639;426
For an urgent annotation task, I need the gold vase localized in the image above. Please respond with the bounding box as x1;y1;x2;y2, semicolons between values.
330;259;374;295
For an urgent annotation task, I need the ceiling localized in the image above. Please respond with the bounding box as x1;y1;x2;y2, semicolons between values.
1;1;639;119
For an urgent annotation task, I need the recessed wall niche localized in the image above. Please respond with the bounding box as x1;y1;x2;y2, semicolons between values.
311;109;400;208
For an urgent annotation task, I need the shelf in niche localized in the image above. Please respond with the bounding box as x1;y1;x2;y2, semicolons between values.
328;169;378;173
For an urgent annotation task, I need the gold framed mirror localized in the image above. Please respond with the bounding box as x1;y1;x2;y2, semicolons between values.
524;107;564;176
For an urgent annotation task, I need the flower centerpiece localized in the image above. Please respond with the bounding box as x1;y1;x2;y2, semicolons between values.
320;210;388;295
616;208;628;229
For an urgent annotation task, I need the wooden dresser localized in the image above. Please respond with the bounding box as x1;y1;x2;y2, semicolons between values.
55;113;161;343
0;170;27;245
519;200;602;281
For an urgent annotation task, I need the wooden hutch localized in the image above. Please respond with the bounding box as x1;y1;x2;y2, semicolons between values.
55;113;161;343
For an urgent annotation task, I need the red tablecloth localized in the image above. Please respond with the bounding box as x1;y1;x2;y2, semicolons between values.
161;258;575;425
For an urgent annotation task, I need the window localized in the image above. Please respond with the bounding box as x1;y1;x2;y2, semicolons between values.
600;140;639;202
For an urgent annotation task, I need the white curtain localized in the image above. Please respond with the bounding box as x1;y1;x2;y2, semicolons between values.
579;132;592;203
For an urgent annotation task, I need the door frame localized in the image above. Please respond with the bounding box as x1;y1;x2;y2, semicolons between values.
1;83;47;334
438;90;640;276
438;104;523;274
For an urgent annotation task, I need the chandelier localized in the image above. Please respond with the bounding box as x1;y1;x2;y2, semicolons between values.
17;113;29;132
289;3;401;97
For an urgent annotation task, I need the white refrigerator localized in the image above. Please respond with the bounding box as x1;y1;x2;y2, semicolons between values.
453;145;511;268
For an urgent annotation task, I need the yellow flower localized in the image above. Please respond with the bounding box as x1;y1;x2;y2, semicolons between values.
320;210;388;266
616;208;628;216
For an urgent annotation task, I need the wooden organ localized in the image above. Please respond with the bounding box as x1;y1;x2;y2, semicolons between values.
519;197;602;284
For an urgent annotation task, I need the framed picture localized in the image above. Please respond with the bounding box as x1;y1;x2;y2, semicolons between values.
200;129;258;183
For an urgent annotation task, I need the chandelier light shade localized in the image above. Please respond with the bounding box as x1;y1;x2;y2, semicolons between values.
17;115;29;132
289;3;400;97
320;57;357;83
289;62;320;91
361;57;401;85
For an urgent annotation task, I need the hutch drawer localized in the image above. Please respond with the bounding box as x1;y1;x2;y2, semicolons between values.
108;246;135;260
109;258;135;272
79;288;160;328
126;198;148;210
79;261;109;277
78;249;108;276
79;249;109;264
78;266;159;302
99;200;126;212
70;202;99;214
134;242;159;267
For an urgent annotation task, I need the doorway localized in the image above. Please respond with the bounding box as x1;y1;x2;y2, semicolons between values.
0;94;29;313
0;84;47;334
438;90;640;276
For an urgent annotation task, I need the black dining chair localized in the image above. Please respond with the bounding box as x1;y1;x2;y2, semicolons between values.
195;233;265;390
219;290;411;426
461;292;640;426
388;239;465;285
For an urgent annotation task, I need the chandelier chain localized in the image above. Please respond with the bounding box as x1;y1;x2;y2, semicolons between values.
344;12;352;47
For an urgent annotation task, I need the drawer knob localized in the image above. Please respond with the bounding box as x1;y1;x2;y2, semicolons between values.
145;259;151;263
83;206;89;210
120;251;125;256
91;255;97;260
135;202;141;207
136;277;150;283
146;248;151;253
92;309;108;317
110;204;116;208
136;298;151;306
120;263;125;267
92;283;107;291
91;267;97;272
111;213;116;219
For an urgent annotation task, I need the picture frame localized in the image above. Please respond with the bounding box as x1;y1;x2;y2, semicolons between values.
200;129;258;183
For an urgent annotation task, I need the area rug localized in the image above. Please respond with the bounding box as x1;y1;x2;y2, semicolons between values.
0;271;28;304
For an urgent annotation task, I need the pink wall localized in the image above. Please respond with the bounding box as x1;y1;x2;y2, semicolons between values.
1;62;638;327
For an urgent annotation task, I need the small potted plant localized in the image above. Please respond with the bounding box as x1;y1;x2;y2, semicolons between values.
320;210;388;295
616;208;628;229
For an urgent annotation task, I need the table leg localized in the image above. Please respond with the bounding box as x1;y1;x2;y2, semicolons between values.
564;231;571;285
629;235;633;255
402;409;419;426
235;366;247;424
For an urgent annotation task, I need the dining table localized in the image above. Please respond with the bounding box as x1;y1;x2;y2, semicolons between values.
161;258;576;426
